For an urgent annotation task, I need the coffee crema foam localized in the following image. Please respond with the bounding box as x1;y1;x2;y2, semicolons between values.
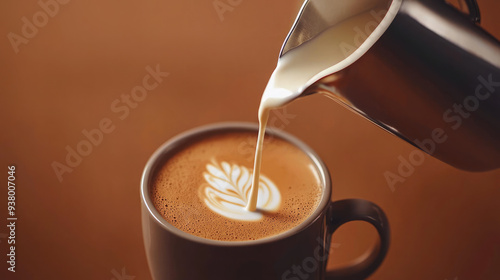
151;131;322;241
200;160;281;221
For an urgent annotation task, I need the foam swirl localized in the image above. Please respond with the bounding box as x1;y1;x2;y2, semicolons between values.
199;160;281;221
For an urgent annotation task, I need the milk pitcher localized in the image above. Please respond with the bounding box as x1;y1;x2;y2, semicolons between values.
281;0;500;171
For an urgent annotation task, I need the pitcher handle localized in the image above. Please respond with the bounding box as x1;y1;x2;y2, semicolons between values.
450;0;481;23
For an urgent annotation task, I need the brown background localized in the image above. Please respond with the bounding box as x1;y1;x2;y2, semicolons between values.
1;0;500;279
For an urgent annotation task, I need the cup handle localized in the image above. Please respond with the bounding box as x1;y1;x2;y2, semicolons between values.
325;199;390;280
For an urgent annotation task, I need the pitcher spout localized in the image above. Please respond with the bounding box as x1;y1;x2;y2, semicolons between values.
276;0;500;171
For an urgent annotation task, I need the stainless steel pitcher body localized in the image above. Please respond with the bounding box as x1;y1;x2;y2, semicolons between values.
285;0;500;171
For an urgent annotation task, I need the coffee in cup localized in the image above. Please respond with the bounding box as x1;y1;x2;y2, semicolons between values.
150;130;323;241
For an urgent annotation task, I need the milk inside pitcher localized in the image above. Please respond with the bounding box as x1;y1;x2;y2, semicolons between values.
268;0;500;171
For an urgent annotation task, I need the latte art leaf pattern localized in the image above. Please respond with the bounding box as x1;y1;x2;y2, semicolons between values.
199;160;281;221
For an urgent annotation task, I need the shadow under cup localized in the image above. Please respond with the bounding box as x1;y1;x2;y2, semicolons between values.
141;122;390;280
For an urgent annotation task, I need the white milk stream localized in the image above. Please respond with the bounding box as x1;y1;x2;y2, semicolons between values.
246;2;393;211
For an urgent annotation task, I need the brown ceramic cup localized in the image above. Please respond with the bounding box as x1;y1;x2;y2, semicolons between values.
141;122;390;280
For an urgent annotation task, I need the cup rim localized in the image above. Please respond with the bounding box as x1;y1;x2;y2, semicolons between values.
140;122;332;246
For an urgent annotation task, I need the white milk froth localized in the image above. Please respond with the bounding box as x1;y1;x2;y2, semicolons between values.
200;160;281;221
